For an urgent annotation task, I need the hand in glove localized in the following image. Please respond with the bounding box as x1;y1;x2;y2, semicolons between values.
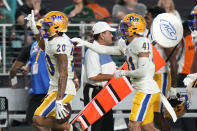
186;84;193;104
168;87;177;99
55;100;69;120
114;70;126;79
24;10;39;35
183;74;197;104
183;73;197;87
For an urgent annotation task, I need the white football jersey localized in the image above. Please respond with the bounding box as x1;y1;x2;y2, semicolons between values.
44;34;76;95
118;37;160;94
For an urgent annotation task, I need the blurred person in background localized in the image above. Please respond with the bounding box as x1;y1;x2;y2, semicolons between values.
0;0;13;24
63;0;95;68
144;6;178;131
157;0;181;21
188;5;197;74
62;0;95;37
0;0;14;67
8;43;32;85
0;0;13;67
7;0;17;22
9;19;49;131
183;5;197;97
0;48;1;64
182;5;197;131
112;0;146;22
19;39;50;131
15;0;48;26
84;0;111;22
63;0;95;24
15;0;48;45
176;21;195;87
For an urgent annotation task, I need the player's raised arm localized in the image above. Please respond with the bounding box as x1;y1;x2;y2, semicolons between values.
25;10;39;35
25;10;45;50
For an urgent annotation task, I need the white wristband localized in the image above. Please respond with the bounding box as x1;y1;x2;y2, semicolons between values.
32;27;39;35
74;78;79;82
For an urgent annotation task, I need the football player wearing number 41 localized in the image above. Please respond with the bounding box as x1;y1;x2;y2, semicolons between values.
25;10;82;131
73;14;164;131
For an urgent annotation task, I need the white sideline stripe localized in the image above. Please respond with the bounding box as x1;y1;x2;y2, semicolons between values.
142;95;152;121
123;76;133;91
92;101;104;116
41;97;56;116
106;86;119;104
78;116;88;129
135;95;146;121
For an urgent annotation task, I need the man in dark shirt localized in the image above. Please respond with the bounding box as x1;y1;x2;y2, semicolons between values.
9;43;32;84
9;42;50;131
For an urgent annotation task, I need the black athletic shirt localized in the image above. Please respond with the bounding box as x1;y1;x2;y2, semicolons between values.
16;44;32;63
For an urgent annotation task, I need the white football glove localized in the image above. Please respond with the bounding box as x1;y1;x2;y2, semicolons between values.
168;87;177;99
24;10;39;35
71;38;89;47
183;73;197;104
114;70;125;79
183;73;197;87
55;100;69;120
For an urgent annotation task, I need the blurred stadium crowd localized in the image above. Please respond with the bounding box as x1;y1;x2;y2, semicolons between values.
0;0;195;74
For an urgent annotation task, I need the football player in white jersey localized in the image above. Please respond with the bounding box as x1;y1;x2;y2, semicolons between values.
187;5;197;74
144;6;178;131
25;11;81;131
72;14;161;131
184;5;197;102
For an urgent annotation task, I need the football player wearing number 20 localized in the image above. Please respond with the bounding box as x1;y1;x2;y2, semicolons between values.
25;10;82;131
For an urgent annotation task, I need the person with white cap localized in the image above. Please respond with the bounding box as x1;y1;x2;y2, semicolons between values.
83;21;116;131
